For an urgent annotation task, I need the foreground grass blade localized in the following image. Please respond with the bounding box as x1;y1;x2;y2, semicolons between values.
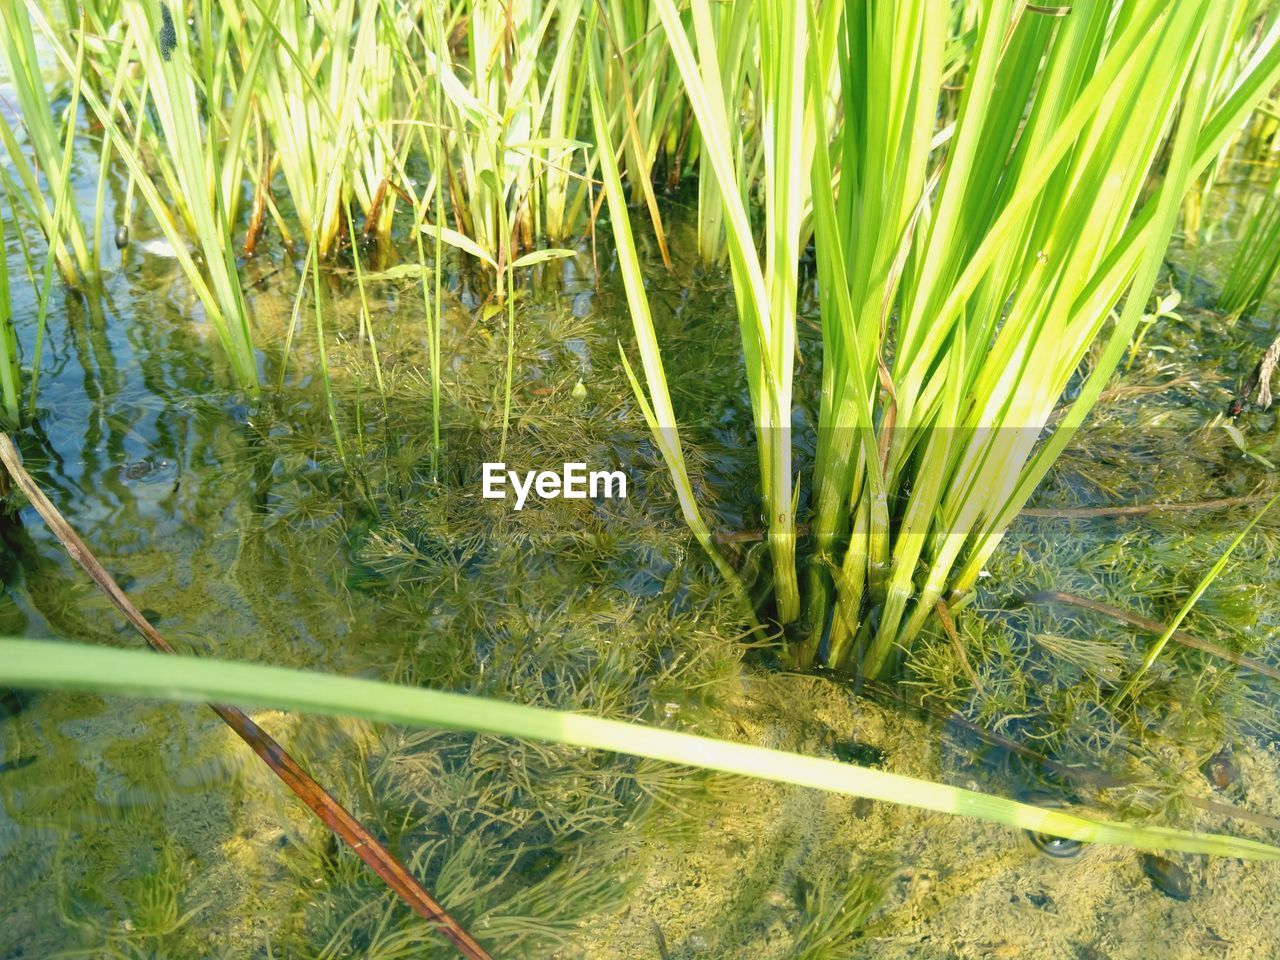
0;637;1276;859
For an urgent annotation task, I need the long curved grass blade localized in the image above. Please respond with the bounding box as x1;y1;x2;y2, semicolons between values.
1;637;1277;860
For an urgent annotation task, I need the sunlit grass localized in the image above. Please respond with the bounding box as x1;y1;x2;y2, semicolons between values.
599;0;1280;682
18;3;261;391
2;0;1278;719
5;636;1279;859
0;3;95;286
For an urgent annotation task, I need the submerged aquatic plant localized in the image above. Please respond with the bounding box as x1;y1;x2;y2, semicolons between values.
602;0;1280;679
1114;487;1280;701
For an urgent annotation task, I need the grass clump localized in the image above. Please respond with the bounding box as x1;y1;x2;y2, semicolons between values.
0;3;96;287
1219;162;1280;317
599;0;1280;682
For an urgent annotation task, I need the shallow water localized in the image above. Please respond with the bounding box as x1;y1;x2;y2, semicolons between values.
3;111;1280;958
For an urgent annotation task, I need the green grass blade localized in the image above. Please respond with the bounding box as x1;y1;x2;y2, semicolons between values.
0;212;18;426
651;0;801;621
0;637;1276;859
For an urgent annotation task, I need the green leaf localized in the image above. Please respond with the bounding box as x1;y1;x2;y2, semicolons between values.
511;248;576;269
1;637;1276;860
361;263;426;282
420;223;497;268
1223;422;1249;454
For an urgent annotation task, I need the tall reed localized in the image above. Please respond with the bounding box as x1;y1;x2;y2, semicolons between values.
543;0;587;242
1219;162;1280;316
649;0;815;623
0;211;19;425
119;1;259;390
605;0;1280;677
19;2;261;392
0;3;96;286
1178;3;1280;247
228;0;403;256
425;0;586;282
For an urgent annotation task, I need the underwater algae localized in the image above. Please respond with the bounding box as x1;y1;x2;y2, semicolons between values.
0;248;770;957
